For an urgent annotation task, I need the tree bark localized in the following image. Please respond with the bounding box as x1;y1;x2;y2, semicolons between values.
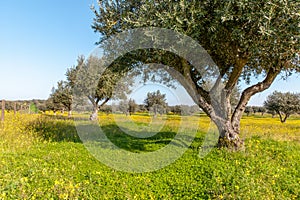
279;112;289;123
218;128;244;150
231;67;280;133
89;98;110;121
68;110;72;118
212;114;244;150
90;107;99;121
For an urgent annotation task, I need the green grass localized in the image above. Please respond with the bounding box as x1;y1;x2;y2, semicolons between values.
0;113;299;199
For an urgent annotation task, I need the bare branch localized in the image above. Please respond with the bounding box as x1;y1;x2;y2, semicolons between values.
99;98;110;108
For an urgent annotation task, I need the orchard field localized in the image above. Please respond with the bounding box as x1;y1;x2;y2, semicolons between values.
0;112;299;199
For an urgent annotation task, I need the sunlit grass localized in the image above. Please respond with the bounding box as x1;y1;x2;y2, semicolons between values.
240;115;300;142
0;112;299;199
0;113;38;153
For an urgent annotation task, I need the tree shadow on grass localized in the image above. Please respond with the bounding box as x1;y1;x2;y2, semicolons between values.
28;115;204;152
27;115;82;143
77;123;200;153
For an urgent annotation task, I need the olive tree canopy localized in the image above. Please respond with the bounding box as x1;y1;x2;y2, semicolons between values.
91;0;299;148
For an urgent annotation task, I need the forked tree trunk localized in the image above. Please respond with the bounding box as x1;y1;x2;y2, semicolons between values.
278;112;289;123
88;98;110;121
90;107;99;121
214;119;244;150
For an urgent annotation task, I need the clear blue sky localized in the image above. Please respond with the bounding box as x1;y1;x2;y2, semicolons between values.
0;1;299;105
0;0;99;100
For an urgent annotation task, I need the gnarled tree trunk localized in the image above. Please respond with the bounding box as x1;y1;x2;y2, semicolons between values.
89;98;110;121
213;117;244;150
90;107;99;121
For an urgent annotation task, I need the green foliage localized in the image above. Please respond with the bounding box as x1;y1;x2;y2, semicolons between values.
28;115;81;142
92;0;299;76
91;0;299;145
128;98;137;115
168;105;200;116
47;81;73;115
264;91;300;123
66;55;132;120
144;90;167;116
29;103;38;114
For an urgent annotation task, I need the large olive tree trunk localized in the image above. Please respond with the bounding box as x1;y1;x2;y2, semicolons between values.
192;66;280;150
214;67;280;149
212;117;244;149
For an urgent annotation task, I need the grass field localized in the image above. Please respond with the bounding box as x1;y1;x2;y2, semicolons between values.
0;112;299;199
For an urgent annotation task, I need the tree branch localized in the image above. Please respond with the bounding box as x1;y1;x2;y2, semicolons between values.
99;98;110;108
225;57;247;95
231;67;281;130
88;96;96;107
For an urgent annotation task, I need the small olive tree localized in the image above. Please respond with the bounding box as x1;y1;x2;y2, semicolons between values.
264;91;300;123
66;56;132;120
144;90;167;117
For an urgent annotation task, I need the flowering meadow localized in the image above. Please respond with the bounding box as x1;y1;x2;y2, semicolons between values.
0;112;299;199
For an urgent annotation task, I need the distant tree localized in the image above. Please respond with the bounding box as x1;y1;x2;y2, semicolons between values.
51;81;73;117
118;100;129;115
180;105;192;116
46;87;63;114
138;104;147;113
67;56;131;120
267;110;276;118
190;105;200;115
128;99;137;115
258;107;267;116
111;103;118;113
244;106;254;116
36;101;47;112
172;105;182;115
45;98;60;115
37;104;47;113
264;91;300;123
99;104;112;115
251;106;260;115
144;90;167;117
31;99;46;113
168;105;199;116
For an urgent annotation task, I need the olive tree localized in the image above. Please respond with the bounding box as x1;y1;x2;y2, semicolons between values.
92;0;299;148
128;98;138;115
144;90;167;117
264;91;300;123
48;80;76;117
66;56;132;120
